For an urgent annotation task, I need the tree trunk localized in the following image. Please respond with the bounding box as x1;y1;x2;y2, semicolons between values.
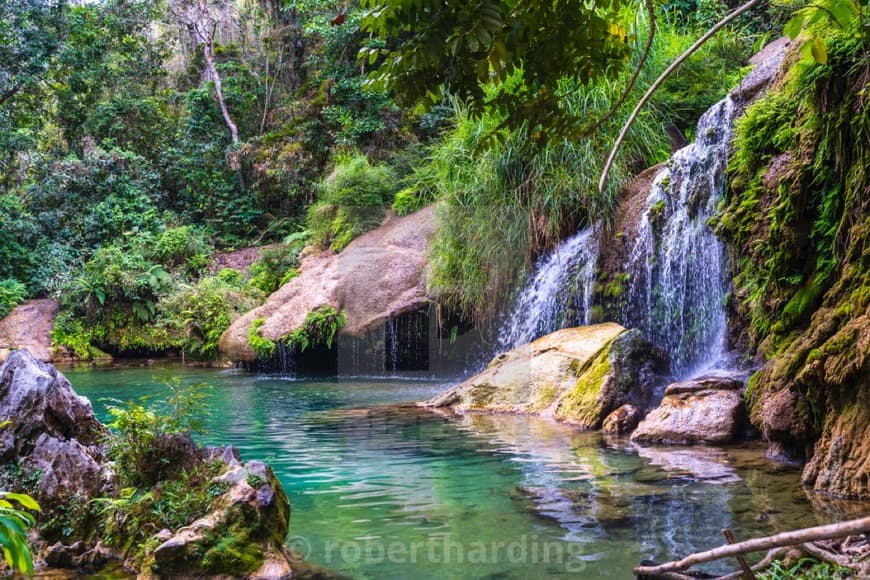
199;0;239;145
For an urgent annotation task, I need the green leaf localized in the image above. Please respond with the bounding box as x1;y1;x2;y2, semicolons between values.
810;36;827;64
784;13;804;40
2;493;41;512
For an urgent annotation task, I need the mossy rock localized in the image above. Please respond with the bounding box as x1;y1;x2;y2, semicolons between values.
424;324;668;429
151;461;293;578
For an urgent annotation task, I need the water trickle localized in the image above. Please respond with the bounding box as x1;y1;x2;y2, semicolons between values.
496;95;739;378
621;96;737;377
498;227;600;350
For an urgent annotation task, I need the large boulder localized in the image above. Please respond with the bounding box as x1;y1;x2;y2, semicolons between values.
424;324;668;429
220;207;436;362
0;350;107;504
0;299;58;363
630;375;746;444
152;461;293;578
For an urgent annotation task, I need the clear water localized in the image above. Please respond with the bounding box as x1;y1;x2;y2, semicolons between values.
64;365;867;579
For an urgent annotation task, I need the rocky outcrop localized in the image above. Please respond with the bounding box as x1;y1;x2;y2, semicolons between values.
717;31;869;497
220;207;436;362
0;350;300;577
630;375;746;445
0;349;107;507
424;324;668;429
0;299;58;363
152;460;292;578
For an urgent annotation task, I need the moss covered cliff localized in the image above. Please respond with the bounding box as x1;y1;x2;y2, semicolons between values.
716;26;869;498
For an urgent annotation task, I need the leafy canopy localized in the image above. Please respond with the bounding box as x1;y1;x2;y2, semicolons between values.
360;0;630;135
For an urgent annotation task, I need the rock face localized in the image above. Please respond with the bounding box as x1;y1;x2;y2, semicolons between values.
0;350;299;577
220;207;436;361
630;375;746;445
0;349;107;505
153;460;292;578
425;324;668;429
0;299;59;363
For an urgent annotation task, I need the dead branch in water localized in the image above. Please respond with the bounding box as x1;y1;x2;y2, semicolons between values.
635;516;870;578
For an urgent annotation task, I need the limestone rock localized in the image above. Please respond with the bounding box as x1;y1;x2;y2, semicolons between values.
152;460;292;578
0;349;102;447
220;207;436;361
0;299;58;363
0;350;107;504
801;379;870;499
630;375;746;445
23;434;107;501
424;324;668;429
602;404;641;434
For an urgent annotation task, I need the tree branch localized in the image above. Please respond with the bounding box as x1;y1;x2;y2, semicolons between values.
598;0;762;193
634;516;870;577
581;0;656;136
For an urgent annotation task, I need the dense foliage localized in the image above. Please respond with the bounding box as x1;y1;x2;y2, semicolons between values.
0;0;793;355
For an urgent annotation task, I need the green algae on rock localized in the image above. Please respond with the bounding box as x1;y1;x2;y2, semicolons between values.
424;323;668;429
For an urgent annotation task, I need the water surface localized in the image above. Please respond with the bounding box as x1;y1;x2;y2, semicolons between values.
64;365;865;579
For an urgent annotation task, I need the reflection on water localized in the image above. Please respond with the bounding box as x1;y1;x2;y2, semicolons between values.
64;366;868;579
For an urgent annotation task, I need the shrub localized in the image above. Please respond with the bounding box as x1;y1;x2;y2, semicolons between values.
103;378;212;487
0;279;27;320
307;152;399;251
160;269;265;358
247;318;276;359
247;245;301;294
152;225;213;275
283;305;345;351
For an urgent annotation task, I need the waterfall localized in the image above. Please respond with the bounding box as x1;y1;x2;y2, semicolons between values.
497;227;600;350
496;94;739;379
621;96;736;377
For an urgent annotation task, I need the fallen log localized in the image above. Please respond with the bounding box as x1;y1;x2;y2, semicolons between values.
635;516;870;578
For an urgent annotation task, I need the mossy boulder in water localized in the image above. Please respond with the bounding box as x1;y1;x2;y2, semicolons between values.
424;324;668;429
152;460;292;578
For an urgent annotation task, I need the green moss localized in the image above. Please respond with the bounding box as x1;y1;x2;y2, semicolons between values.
248;318;276;359
200;509;263;576
468;384;499;409
557;347;612;427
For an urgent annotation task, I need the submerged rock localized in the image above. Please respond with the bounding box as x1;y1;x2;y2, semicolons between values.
630;375;745;445
219;207;436;362
424;324;668;429
602;404;641;434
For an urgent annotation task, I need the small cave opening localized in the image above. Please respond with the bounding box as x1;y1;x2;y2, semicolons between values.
242;340;338;375
384;309;430;372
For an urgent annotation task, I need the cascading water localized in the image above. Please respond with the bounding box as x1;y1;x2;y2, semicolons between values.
497;94;738;378
498;227;600;350
621;96;736;377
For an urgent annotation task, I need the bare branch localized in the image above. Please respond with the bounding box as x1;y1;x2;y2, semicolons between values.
598;0;762;193
634;516;870;577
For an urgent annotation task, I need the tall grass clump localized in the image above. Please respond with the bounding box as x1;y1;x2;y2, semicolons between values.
418;8;749;324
